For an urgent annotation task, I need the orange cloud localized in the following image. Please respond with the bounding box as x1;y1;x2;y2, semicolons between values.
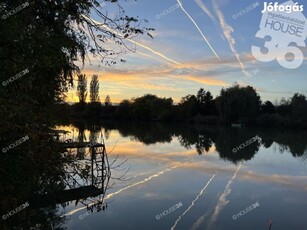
66;55;246;103
183;75;229;86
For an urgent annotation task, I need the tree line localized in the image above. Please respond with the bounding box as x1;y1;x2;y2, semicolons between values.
62;81;307;129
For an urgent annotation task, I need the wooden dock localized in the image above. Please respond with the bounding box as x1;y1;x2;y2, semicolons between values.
28;186;104;208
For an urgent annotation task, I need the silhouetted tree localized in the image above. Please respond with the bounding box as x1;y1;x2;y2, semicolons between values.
276;97;291;117
90;75;100;103
132;94;173;120
261;101;276;114
197;88;207;111
216;84;261;123
0;0;153;159
290;94;307;126
0;1;153;228
178;94;198;118
77;74;88;104
105;95;112;106
196;88;216;116
114;100;133;120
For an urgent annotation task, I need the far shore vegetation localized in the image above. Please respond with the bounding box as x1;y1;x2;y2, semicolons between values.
55;74;307;130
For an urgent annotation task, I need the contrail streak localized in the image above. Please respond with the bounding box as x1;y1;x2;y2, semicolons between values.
136;50;164;63
190;191;221;230
212;1;250;77
63;165;179;217
194;0;215;21
176;0;220;60
81;14;183;66
136;51;196;74
207;163;242;229
171;173;216;230
189;164;242;229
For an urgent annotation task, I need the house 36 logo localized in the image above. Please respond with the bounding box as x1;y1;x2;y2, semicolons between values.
252;0;306;69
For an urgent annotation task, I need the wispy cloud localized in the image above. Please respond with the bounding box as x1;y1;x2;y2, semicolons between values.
176;0;220;60
182;75;229;86
212;1;250;77
207;163;242;228
194;0;215;21
80;65;229;88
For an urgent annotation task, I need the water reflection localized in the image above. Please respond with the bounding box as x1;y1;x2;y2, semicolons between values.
81;121;307;163
1;121;307;229
0;133;112;230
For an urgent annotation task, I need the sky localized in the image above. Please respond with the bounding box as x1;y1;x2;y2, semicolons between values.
67;0;307;104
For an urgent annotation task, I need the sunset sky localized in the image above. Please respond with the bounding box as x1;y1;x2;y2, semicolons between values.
67;0;307;104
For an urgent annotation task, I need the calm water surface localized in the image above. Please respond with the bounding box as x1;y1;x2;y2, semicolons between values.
1;122;307;230
59;122;307;230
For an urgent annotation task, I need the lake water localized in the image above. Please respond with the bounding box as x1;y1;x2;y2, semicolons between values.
1;122;307;230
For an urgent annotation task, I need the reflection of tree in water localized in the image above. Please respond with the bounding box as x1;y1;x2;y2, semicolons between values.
259;129;307;158
60;143;112;215
89;124;101;143
178;127;215;155
0;142;68;229
0;132;114;230
76;124;86;160
72;120;307;163
100;121;173;145
104;128;111;140
195;134;213;155
75;122;101;160
214;128;261;164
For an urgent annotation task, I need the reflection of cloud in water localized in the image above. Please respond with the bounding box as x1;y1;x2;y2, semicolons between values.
241;171;307;191
190;191;222;230
104;165;178;200
190;209;211;230
112;169;156;189
207;163;242;229
180;162;307;191
171;173;216;230
108;140;217;164
63;163;188;217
